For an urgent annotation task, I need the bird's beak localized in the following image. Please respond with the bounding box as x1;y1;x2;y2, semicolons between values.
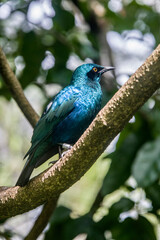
99;66;115;74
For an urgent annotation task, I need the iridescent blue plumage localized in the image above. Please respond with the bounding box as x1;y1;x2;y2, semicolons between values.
16;63;114;186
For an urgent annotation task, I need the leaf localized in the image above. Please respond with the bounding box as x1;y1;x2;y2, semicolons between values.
46;67;72;86
97;198;156;240
0;230;13;239
45;206;71;240
102;133;138;196
19;31;46;88
102;113;152;196
111;216;156;240
52;2;74;31
145;182;160;212
52;40;70;64
45;206;107;240
97;198;134;230
104;0;160;44
49;206;71;224
46;39;72;86
46;199;135;240
0;81;11;100
45;206;95;240
132;137;160;187
144;104;160;138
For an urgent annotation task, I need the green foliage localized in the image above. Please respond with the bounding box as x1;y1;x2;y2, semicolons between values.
52;1;74;31
0;230;13;239
132;137;160;187
45;198;156;240
45;207;95;240
19;31;46;87
110;216;156;240
146;182;160;212
102;133;137;195
102;113;152;195
106;0;160;43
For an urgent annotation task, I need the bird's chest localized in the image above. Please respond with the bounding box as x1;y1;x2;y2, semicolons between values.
76;89;102;115
52;87;102;144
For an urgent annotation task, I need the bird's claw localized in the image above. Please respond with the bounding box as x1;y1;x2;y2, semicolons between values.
48;160;58;166
61;149;71;158
58;143;72;158
59;143;72;150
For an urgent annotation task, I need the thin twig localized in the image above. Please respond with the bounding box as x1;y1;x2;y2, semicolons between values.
0;47;39;127
24;196;59;240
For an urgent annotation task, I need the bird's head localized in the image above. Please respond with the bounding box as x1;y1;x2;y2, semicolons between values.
71;63;114;86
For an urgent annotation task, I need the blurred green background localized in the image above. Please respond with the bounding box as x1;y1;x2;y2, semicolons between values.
0;0;160;239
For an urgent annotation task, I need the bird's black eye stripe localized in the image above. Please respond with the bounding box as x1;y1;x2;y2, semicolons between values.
87;70;94;79
87;67;99;79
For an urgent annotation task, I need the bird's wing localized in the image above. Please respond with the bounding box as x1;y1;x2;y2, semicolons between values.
25;87;80;158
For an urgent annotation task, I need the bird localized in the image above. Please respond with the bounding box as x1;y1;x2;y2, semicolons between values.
16;63;114;186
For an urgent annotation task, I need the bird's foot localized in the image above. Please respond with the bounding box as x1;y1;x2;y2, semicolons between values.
48;160;58;166
61;149;71;158
58;143;72;158
59;143;72;150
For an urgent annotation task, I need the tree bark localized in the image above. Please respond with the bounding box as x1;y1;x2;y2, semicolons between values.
0;44;160;219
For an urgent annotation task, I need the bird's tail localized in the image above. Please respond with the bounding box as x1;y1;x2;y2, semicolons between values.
15;159;34;187
16;146;59;187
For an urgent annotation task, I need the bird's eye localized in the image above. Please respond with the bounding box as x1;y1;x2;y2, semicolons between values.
92;67;98;72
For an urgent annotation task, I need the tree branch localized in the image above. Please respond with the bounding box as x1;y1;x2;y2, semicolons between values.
0;46;58;237
0;44;160;219
24;196;59;240
0;47;39;127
